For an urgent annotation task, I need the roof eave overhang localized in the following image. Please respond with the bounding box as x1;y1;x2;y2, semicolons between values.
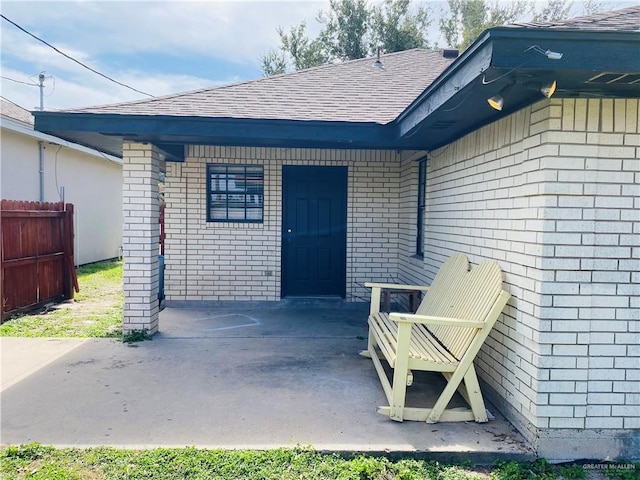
32;112;428;160
2;116;123;165
395;27;640;150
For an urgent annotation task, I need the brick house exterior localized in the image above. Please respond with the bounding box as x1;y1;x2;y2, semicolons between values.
34;8;639;461
417;98;639;458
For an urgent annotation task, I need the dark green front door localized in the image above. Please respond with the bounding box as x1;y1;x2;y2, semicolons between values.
282;166;347;298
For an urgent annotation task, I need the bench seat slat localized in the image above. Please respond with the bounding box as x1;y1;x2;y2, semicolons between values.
369;313;458;366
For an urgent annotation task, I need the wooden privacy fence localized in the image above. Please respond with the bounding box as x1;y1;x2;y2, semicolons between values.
1;200;79;322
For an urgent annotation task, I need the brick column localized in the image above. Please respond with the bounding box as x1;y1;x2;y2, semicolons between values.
122;142;160;334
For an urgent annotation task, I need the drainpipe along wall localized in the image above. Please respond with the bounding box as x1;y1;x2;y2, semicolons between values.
38;141;44;201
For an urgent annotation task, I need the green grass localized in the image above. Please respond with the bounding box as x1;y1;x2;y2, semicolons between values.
0;260;123;338
1;445;637;480
0;444;485;480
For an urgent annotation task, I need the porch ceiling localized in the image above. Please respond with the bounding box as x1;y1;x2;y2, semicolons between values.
33;27;640;160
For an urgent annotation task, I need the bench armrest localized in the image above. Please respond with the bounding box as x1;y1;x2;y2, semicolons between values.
366;282;430;315
389;312;484;329
364;282;431;292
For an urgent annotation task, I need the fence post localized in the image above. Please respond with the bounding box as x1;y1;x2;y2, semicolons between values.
64;203;79;299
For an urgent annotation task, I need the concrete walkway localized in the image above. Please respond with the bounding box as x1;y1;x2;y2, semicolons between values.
0;303;534;461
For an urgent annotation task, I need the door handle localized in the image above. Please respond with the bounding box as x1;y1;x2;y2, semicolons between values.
287;229;292;233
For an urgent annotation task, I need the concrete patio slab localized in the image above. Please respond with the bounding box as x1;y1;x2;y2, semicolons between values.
0;303;534;461
1;337;87;392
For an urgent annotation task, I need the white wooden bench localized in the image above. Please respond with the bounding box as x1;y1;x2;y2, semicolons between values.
361;253;510;423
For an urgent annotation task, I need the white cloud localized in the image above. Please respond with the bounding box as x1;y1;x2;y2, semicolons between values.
1;0;325;108
2;1;325;63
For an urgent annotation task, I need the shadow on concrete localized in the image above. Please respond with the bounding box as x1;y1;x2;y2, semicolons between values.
0;302;534;461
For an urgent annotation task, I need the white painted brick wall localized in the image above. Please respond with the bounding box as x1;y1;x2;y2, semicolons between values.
398;98;639;454
122;142;160;334
165;147;404;302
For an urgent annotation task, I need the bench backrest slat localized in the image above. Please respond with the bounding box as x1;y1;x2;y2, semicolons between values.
415;254;504;360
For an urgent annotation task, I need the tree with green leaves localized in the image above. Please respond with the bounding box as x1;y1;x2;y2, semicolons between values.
260;50;288;77
582;0;604;14
318;0;370;61
533;0;573;22
439;0;530;50
260;0;433;76
261;0;607;76
369;0;431;54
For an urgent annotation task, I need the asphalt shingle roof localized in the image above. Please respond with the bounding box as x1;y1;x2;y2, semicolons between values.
68;49;455;124
1;97;34;125
510;5;640;31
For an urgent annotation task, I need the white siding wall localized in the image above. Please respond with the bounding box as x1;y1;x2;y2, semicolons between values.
164;146;406;302
1;129;40;200
1;128;123;265
402;98;639;459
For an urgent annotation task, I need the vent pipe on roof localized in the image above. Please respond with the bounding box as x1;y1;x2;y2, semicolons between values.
373;46;384;69
440;48;459;58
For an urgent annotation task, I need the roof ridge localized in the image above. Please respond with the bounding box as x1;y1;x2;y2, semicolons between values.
558;5;640;24
67;48;434;113
509;5;640;29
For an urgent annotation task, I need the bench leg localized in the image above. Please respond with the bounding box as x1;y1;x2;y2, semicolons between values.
462;365;488;422
389;322;412;422
440;365;488;422
426;363;471;423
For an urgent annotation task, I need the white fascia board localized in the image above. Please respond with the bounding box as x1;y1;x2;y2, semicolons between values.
0;116;122;166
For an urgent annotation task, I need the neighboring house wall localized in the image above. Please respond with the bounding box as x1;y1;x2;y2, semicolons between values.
164;146;410;302
1;129;41;199
1;123;123;265
406;97;639;459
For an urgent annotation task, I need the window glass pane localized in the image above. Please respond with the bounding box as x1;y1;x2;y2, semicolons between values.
210;174;227;192
207;164;263;223
228;194;246;208
228;168;244;192
210;207;228;220
416;159;427;256
210;193;226;206
246;193;263;207
246;208;263;221
228;208;245;220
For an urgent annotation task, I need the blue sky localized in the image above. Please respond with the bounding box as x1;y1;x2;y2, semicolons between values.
1;0;634;111
1;1;327;109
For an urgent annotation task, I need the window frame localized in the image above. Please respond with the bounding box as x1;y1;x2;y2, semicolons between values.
206;164;264;223
416;158;427;257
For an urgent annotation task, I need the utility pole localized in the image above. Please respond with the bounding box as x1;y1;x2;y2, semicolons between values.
38;72;44;111
38;72;45;201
